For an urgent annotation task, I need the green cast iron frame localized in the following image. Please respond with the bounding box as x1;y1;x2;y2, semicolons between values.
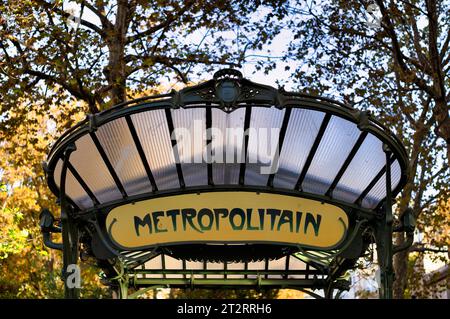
40;69;413;299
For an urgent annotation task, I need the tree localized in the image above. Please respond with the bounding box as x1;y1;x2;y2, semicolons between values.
0;98;111;297
406;197;449;298
0;0;286;118
264;0;449;298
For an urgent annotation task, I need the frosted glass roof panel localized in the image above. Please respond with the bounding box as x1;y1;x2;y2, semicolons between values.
211;108;245;184
245;107;285;186
54;160;93;209
49;104;405;213
95;117;153;196
288;257;308;279
185;260;205;279
362;160;402;208
131;110;179;190
171;108;207;187
50;105;404;211
302;116;361;195
70;134;122;203
332;133;386;204
273;109;325;189
142;254;164;278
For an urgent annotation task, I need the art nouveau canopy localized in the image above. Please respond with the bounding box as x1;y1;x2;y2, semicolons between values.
42;69;410;299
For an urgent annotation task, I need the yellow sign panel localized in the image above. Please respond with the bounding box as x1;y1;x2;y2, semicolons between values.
106;192;349;250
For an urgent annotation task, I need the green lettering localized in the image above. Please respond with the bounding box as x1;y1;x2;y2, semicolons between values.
152;211;167;233
134;214;152;236
246;209;259;230
277;210;293;232
166;209;180;231
181;209;203;233
266;209;281;231
258;209;265;231
198;208;214;231
213;208;228;230
304;212;322;236
295;211;303;233
229;208;245;230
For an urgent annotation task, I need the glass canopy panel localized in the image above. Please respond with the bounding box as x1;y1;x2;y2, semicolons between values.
211;108;245;184
48;93;407;212
131;110;179;190
171;108;207;187
185;260;205;279
94;117;153;196
288;257;308;279
332;133;386;203
139;255;312;280
69;134;122;203
245;107;285;186
302;116;361;195
54;159;93;209
164;255;184;278
247;260;266;279
142;254;164;278
273;109;326;189
227;260;246;279
268;258;286;279
207;261;225;279
362;159;401;208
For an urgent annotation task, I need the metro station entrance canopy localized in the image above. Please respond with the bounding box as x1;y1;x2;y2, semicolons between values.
40;69;413;299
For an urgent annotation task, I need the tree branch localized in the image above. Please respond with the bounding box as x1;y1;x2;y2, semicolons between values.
439;29;450;62
126;1;196;44
126;54;241;69
410;245;449;254
24;68;98;113
83;0;113;29
395;0;428;16
376;0;435;97
420;186;448;212
36;0;106;38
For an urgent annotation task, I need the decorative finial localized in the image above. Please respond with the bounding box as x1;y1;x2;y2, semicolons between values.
214;69;243;110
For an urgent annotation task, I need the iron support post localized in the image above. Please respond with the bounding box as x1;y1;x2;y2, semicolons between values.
60;144;80;299
377;144;394;299
118;277;129;299
110;263;129;299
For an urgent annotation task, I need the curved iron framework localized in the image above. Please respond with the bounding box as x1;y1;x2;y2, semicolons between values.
40;69;413;299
